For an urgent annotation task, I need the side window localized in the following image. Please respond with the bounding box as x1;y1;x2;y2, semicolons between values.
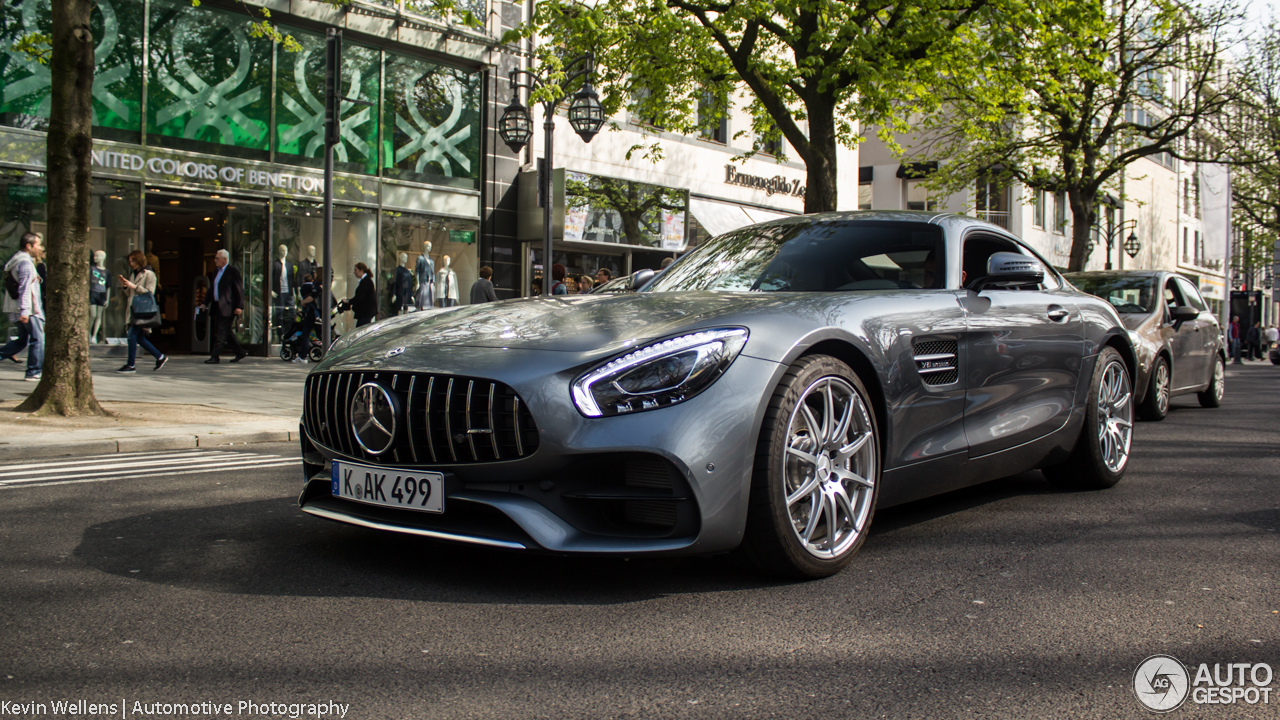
1162;279;1187;319
1174;277;1208;311
962;233;1054;290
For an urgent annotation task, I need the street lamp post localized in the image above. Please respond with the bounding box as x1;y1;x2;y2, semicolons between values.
497;54;605;294
1097;196;1139;270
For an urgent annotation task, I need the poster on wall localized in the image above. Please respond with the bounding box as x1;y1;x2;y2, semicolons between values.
563;171;590;242
661;211;686;251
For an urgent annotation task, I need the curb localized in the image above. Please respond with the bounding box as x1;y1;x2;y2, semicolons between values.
0;429;298;461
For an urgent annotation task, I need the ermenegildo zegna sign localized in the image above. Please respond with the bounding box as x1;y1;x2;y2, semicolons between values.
724;164;806;198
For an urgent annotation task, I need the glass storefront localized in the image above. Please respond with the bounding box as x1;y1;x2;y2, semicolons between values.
379;211;479;318
272;200;379;339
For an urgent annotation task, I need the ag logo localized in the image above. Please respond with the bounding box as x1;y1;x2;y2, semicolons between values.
1134;654;1190;712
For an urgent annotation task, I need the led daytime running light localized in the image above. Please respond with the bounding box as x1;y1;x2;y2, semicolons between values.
573;328;748;417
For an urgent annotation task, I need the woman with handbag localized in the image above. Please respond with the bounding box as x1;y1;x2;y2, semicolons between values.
116;249;167;373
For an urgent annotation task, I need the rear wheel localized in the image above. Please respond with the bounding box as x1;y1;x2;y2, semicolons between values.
280;345;294;361
308;345;325;363
1197;356;1224;408
740;355;879;579
1137;356;1170;421
1043;346;1132;490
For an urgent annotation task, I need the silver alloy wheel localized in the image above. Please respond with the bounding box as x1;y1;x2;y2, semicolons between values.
1154;361;1170;415
1212;358;1225;402
1097;360;1133;473
782;376;877;559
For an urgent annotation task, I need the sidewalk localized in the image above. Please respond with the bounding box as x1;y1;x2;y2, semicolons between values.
0;348;311;460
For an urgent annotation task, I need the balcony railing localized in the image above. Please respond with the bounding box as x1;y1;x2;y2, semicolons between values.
975;210;1011;229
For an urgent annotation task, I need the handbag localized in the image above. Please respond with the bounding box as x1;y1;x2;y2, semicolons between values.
130;291;161;327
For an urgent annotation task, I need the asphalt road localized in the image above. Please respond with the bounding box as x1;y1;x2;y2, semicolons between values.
1;364;1277;719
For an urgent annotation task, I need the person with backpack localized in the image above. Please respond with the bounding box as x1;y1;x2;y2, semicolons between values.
550;263;568;295
0;232;45;381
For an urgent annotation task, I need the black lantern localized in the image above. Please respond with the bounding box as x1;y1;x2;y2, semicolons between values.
1123;231;1141;259
567;81;605;142
498;95;533;153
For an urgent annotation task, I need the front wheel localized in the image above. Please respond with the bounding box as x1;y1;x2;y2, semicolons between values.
1197;355;1225;408
740;355;880;579
1043;346;1132;490
1137;356;1169;421
280;345;294;361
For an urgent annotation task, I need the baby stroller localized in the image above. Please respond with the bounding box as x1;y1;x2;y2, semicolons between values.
279;304;340;363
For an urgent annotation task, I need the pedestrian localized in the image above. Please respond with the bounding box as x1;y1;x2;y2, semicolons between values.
550;264;568;295
660;257;674;270
469;266;498;304
203;248;248;364
578;274;594;294
343;262;377;327
595;267;612;289
1246;321;1263;361
115;250;167;373
0;232;45;381
1266;324;1278;356
1229;315;1242;364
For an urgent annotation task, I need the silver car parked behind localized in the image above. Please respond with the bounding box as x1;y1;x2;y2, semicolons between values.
299;211;1139;578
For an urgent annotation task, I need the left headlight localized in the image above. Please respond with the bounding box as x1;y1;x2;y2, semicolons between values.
571;328;749;417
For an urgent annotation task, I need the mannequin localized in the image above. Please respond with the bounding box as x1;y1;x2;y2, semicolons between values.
394;252;415;315
88;250;110;343
436;254;459;307
272;244;298;338
297;245;317;290
414;240;434;311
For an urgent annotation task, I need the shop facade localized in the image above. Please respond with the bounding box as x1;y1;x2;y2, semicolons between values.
0;0;490;353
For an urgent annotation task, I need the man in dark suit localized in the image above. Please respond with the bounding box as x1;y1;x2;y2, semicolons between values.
204;248;247;364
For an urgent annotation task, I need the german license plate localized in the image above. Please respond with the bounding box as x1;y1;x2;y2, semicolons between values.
332;461;444;514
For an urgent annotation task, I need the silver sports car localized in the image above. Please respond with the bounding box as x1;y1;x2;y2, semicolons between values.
298;211;1139;578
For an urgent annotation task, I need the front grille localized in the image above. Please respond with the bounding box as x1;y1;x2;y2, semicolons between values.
913;339;958;385
303;370;540;464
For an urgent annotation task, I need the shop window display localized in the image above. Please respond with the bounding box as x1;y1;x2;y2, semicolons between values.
273;200;377;339
379;212;478;318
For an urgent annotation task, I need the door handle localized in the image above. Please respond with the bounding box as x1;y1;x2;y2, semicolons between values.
1047;305;1069;322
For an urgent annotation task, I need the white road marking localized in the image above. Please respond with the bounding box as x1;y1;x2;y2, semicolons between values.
0;450;297;489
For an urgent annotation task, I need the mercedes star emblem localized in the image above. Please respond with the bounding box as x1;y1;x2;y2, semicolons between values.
350;382;397;455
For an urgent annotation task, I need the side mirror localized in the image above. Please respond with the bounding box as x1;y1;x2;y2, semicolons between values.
628;269;655;292
1170;305;1199;323
967;252;1044;291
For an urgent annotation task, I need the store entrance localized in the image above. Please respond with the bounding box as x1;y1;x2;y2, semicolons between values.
143;193;267;355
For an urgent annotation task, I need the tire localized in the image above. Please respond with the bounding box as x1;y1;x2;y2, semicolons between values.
308;345;325;363
280;345;294;361
739;355;880;579
1043;346;1132;490
1137;356;1170;421
1197;355;1225;408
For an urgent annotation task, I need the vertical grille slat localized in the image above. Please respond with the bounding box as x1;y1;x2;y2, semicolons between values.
424;376;437;462
488;383;500;460
465;380;478;461
444;378;457;462
405;376;418;463
302;371;539;464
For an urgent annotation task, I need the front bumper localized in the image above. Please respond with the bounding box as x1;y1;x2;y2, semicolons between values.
298;353;780;555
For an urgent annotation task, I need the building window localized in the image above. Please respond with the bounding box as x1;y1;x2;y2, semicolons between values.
1183;227;1189;263
906;180;937;211
975;177;1009;229
1193;175;1201;219
759;134;784;157
1194;230;1201;265
382;50;483;189
1053;192;1067;235
1033;189;1045;228
1183;179;1191;216
697;94;727;144
858;184;872;210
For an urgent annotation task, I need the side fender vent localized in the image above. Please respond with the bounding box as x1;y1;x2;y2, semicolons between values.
913;339;958;385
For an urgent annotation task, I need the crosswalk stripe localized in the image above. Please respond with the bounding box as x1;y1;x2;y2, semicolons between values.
0;459;300;489
0;455;292;486
0;449;241;472
0;451;268;478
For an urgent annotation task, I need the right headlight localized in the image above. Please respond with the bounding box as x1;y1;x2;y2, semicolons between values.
571;328;749;417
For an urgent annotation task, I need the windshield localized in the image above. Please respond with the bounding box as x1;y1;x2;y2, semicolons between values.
651;220;945;292
1068;275;1156;314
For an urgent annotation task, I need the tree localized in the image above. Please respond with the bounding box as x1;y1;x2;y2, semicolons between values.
1216;19;1280;260
905;0;1246;271
15;0;103;416
510;0;995;214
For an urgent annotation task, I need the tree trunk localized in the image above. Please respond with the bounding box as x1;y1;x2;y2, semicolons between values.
1065;191;1098;273
803;102;838;214
18;0;106;416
